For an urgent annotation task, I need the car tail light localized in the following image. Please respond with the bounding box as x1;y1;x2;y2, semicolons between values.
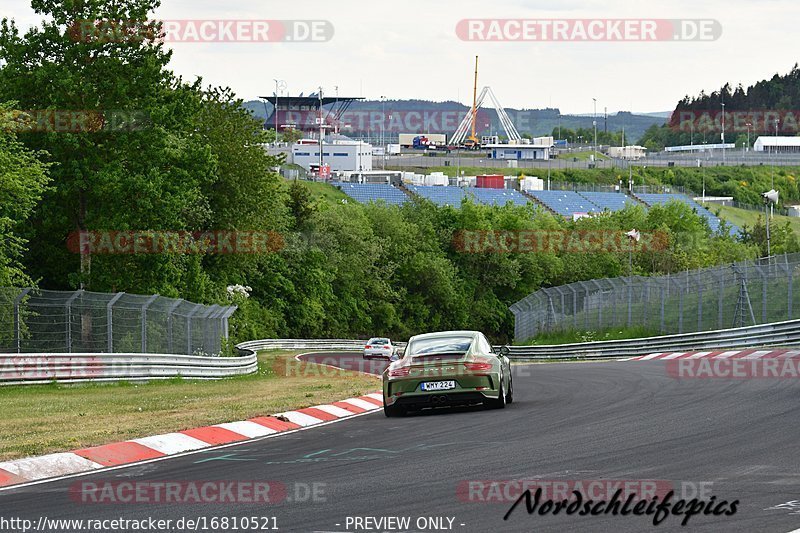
365;345;372;349
464;359;493;372
389;366;410;377
383;345;390;349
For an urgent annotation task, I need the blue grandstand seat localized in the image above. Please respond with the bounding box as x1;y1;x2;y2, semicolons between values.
528;190;600;217
332;182;408;206
635;193;739;235
406;185;467;207
467;188;530;207
577;191;635;212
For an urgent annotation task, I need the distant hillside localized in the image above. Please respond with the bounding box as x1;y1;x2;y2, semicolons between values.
243;99;665;141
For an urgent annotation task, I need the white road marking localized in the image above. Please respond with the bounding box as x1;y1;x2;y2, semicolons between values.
131;433;209;454
275;411;326;427
741;350;773;360
687;351;712;359
660;352;686;360
713;350;741;359
312;404;355;418
214;421;276;438
638;353;664;360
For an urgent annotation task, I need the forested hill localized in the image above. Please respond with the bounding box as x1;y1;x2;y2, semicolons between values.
674;64;800;113
640;64;800;150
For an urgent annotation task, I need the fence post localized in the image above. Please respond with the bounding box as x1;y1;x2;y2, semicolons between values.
13;288;31;353
677;279;684;334
166;299;184;354
718;271;725;329
697;283;703;331
789;264;794;320
570;285;578;329
106;292;125;353
186;304;203;355
65;290;83;353
141;294;159;353
660;283;666;333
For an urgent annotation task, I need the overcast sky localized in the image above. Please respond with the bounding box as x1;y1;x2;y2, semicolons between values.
3;0;799;114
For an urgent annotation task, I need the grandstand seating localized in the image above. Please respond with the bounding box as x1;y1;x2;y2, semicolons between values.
333;182;409;206
634;193;739;235
406;185;467;207
527;190;600;217
467;188;529;207
577;191;635;212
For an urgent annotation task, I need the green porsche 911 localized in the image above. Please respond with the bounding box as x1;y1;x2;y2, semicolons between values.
382;330;512;417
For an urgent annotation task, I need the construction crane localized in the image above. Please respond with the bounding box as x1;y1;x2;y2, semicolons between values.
467;55;480;148
451;56;522;148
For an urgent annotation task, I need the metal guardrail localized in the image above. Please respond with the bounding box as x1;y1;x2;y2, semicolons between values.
236;339;368;351
7;317;800;386
0;352;257;386
505;318;800;360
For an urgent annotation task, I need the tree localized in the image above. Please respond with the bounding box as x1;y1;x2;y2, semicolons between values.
0;0;217;294
0;103;50;286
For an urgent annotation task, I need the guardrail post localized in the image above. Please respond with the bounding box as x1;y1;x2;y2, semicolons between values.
106;292;125;353
65;290;83;353
13;288;31;353
141;294;159;353
166;299;184;354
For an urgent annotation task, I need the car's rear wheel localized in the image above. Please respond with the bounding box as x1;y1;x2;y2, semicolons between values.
486;376;506;409
383;400;405;418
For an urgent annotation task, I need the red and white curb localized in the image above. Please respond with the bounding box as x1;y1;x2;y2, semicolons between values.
0;392;383;489
620;349;800;362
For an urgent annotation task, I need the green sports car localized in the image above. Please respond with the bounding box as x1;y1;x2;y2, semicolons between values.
382;330;513;417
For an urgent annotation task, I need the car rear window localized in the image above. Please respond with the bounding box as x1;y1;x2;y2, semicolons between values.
369;338;389;345
407;336;473;357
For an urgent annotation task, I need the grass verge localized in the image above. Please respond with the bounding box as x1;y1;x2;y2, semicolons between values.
518;326;660;345
714;204;800;234
0;350;378;462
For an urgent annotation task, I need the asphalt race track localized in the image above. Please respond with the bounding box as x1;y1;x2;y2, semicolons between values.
3;352;800;532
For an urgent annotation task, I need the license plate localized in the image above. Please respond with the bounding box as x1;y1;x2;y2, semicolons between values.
421;380;456;391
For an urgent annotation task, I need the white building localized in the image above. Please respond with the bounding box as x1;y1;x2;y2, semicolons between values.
291;139;373;172
664;143;735;153
607;145;647;160
486;143;552;160
753;136;800;153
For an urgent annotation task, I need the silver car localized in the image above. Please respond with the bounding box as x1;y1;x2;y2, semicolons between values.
363;337;393;359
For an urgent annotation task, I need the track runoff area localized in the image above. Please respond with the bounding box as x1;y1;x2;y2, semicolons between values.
3;350;800;532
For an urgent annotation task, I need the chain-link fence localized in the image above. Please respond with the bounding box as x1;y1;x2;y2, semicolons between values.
0;288;237;355
510;253;800;342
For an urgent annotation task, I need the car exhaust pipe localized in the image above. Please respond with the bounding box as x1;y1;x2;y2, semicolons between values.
431;395;447;404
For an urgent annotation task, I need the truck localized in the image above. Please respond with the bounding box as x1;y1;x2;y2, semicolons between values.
413;136;435;150
399;133;447;148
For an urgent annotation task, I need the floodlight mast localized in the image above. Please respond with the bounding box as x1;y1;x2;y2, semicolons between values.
762;189;779;260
